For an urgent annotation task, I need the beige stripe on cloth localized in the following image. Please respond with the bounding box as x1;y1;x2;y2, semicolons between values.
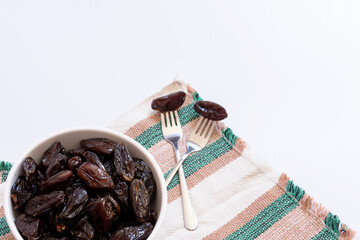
156;156;277;239
256;205;324;240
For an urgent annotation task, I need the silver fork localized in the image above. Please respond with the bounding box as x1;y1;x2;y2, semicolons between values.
165;116;216;186
160;111;198;231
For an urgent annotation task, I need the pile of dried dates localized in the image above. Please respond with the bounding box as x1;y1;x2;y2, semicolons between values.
11;138;157;240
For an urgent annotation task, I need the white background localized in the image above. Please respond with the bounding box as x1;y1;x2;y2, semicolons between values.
1;0;359;230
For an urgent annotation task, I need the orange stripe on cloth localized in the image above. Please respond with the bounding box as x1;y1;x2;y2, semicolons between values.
203;183;284;240
0;206;5;219
167;138;245;203
186;84;196;95
124;94;194;139
256;205;324;240
2;233;16;240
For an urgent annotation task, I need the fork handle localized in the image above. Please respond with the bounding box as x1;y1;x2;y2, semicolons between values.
165;146;196;186
173;145;198;231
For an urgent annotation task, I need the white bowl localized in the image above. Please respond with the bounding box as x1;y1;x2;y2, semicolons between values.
4;128;167;240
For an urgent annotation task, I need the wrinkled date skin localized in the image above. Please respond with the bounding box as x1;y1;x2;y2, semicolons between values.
45;154;68;179
59;186;88;219
41;170;74;193
77;162;114;190
84;151;106;171
194;100;228;121
70;216;95;240
54;185;88;233
90;196;120;234
67;149;86;159
24;191;65;217
114;144;135;182
15;214;42;240
80;138;118;155
23;157;38;181
151;91;186;112
134;158;156;200
11;177;33;209
110;222;153;240
12;138;157;239
41;142;66;168
114;181;129;209
130;179;150;223
67;156;83;171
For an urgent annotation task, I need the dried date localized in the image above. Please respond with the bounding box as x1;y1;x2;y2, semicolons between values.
11;177;33;209
114;181;129;209
194;100;228;121
134;158;156;200
80;138;118;155
24;191;65;217
110;222;153;240
84;151;106;171
114;144;135;182
70;216;95;240
45;154;67;179
41;170;74;193
90;196;120;234
130;179;150;223
77;162;114;190
23;157;38;182
59;186;88;219
41;142;65;168
67;156;83;171
67;148;86;158
151;91;186;112
15;214;42;240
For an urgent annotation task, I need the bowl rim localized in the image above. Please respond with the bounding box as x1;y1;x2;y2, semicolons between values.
4;127;167;240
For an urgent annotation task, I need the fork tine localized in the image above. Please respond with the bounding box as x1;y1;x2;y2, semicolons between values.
204;120;215;139
202;119;213;137
174;111;180;126
160;113;166;129
170;111;176;127
165;112;170;127
194;116;205;134
197;118;209;135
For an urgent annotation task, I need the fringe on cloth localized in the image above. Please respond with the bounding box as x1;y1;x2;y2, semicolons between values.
278;173;357;240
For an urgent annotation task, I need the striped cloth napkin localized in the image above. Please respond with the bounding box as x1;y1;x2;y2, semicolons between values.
0;80;357;239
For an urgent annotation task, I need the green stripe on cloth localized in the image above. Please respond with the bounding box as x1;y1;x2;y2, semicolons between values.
135;102;199;149
0;161;12;182
312;213;340;240
164;136;234;190
311;228;339;240
0;217;11;236
223;193;299;240
223;180;307;240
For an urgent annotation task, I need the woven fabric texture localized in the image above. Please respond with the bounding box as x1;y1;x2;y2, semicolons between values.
0;81;357;240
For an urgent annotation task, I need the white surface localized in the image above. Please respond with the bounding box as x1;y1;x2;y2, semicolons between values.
0;0;359;229
4;128;167;240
